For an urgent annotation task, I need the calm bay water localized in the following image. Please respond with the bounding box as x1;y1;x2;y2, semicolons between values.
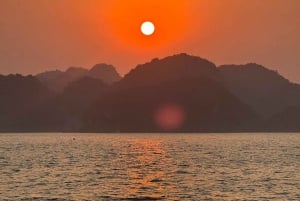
0;133;299;201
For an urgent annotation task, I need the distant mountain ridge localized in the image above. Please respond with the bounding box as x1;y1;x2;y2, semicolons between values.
84;53;257;132
219;63;300;118
121;54;219;87
1;53;300;132
0;74;63;131
36;63;121;92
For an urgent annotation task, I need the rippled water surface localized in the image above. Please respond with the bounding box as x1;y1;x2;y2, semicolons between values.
0;133;299;200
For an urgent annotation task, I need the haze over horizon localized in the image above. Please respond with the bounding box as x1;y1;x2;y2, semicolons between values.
1;0;300;82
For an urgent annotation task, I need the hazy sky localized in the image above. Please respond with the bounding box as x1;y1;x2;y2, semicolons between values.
1;0;299;82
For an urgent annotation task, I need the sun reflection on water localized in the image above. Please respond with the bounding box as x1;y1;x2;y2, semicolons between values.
122;138;172;199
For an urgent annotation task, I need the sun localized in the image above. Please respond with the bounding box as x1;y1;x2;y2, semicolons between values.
103;0;190;48
141;21;155;36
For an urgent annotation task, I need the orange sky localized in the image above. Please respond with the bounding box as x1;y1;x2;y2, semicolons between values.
0;0;299;82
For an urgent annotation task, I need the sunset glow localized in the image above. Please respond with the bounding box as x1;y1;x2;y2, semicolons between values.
103;0;190;49
1;1;300;82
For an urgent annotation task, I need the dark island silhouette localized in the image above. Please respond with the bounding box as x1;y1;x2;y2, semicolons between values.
36;63;121;92
1;53;299;132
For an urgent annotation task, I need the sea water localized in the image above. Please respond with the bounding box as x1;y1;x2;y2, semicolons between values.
0;133;299;200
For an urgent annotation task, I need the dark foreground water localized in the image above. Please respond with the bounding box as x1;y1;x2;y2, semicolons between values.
0;133;299;201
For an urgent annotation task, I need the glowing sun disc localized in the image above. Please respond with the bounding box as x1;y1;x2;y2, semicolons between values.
141;21;155;36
